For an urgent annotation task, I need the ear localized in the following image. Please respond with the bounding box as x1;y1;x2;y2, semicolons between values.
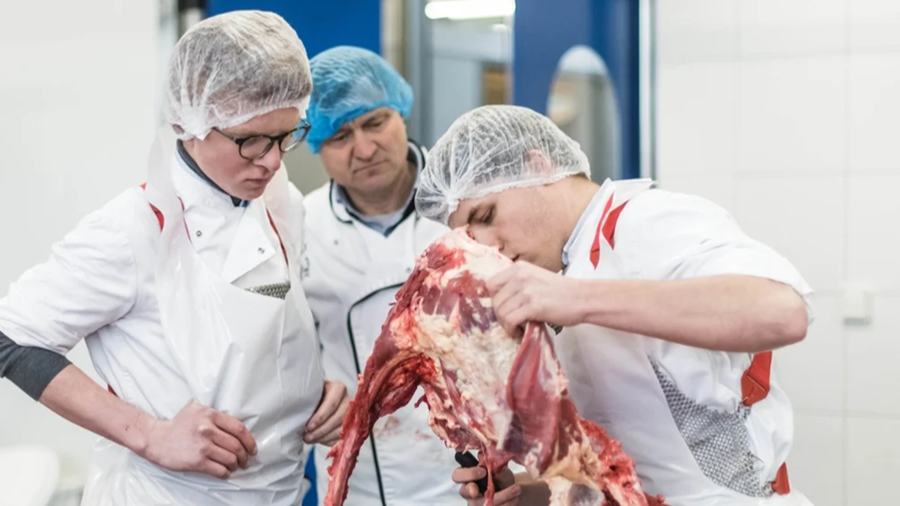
177;126;199;152
524;149;554;176
447;207;464;229
448;197;477;230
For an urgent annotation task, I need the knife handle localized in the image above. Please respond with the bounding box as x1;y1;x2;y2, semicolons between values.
454;451;489;494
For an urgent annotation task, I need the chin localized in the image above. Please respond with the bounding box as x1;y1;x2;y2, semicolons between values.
235;187;266;201
535;257;562;272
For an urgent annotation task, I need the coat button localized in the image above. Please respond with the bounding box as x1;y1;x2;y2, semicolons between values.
196;230;202;238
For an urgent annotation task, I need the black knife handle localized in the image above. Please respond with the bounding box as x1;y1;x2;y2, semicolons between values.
454;451;489;494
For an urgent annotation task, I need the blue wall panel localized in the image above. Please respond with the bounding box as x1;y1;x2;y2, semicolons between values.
513;0;642;178
207;0;381;59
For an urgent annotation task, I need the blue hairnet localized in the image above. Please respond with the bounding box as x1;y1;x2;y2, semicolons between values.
306;46;414;153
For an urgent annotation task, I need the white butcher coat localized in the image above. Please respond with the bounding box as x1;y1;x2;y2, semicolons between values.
0;130;324;505
555;178;815;506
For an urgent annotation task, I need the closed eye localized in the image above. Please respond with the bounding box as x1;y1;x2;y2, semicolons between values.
479;208;494;225
364;117;387;130
328;129;350;143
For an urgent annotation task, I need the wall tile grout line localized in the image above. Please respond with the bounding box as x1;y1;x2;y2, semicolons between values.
732;0;740;221
660;44;900;68
658;168;900;179
842;2;852;504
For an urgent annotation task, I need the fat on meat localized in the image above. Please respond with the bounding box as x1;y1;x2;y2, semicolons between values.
324;228;667;506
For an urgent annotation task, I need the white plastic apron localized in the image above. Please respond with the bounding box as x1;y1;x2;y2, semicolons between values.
80;128;325;505
555;180;814;506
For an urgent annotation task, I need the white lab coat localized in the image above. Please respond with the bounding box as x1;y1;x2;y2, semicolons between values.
555;179;815;506
0;130;324;505
302;170;462;504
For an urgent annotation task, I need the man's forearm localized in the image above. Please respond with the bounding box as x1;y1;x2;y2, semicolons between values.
39;365;155;457
577;275;808;353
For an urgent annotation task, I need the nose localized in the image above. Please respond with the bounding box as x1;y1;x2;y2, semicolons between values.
352;132;378;161
256;145;283;172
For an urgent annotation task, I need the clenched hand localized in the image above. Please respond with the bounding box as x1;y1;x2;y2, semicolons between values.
304;380;350;446
140;400;257;480
487;261;587;337
454;465;521;506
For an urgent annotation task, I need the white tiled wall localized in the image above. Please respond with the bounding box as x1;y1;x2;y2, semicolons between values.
657;1;900;505
734;176;846;292
789;414;845;503
657;62;736;178
774;296;844;413
737;0;846;56
846;296;900;416
849;0;900;49
848;54;900;170
846;176;900;292
736;57;845;174
657;0;738;64
846;417;900;504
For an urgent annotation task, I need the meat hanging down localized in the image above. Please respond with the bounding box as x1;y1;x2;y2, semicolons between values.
324;228;667;506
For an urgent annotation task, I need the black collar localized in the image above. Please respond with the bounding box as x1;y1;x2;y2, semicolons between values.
176;140;246;207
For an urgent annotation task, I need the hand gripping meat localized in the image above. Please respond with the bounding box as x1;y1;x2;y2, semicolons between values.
324;228;667;506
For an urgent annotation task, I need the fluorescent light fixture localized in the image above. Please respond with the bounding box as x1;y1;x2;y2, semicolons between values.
425;0;515;20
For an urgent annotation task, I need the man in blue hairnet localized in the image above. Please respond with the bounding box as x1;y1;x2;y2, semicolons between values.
300;46;458;506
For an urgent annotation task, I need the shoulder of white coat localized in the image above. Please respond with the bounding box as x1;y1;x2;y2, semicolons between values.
302;182;331;212
613;188;741;271
43;187;154;285
620;188;736;230
0;188;150;352
286;179;304;203
609;178;654;203
301;182;336;242
281;181;324;263
286;180;305;222
74;187;158;242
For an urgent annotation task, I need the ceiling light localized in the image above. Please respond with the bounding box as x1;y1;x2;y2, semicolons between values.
425;0;515;21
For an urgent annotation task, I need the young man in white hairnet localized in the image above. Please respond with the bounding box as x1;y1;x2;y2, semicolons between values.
416;105;816;506
0;11;348;505
300;46;461;506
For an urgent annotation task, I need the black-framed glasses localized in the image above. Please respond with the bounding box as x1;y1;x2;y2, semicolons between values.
213;121;311;160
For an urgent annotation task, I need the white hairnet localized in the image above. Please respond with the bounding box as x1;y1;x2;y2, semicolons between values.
415;105;590;225
166;10;312;140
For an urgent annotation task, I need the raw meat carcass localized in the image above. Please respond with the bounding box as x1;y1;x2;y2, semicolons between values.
325;228;666;506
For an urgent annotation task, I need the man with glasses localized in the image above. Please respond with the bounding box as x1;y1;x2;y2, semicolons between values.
211;120;311;165
180;121;311;206
0;11;346;505
300;46;459;506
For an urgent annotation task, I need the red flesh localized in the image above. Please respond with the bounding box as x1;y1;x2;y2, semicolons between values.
325;229;667;506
